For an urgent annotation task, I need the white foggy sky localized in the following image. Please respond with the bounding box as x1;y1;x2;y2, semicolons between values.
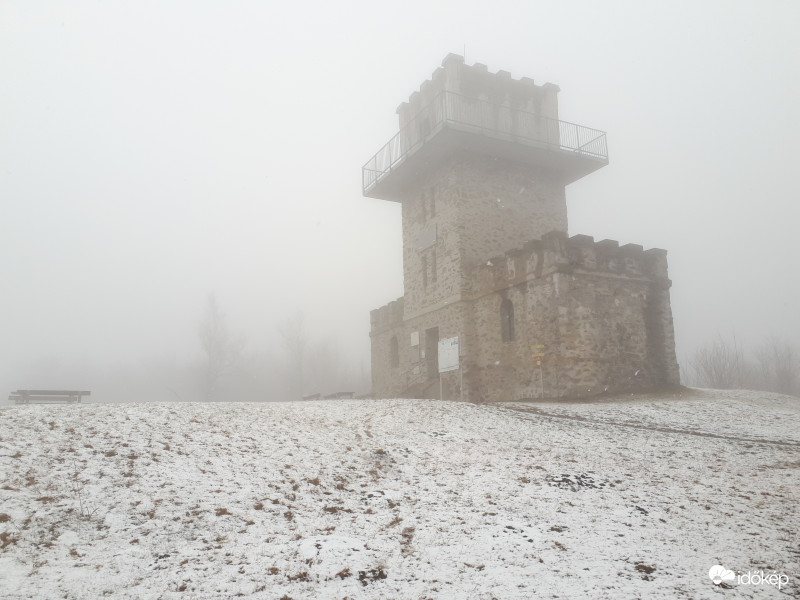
2;0;799;391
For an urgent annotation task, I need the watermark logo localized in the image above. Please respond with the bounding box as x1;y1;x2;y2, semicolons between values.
708;565;736;585
708;565;735;585
709;564;789;590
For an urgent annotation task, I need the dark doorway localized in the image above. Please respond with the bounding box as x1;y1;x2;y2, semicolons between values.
425;327;439;380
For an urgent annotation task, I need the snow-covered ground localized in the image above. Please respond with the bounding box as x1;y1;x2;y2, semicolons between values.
1;389;798;599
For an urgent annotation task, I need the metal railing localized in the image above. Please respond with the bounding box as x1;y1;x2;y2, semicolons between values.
363;91;608;193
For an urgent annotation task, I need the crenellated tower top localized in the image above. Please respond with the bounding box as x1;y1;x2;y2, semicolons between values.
396;53;561;128
363;54;608;201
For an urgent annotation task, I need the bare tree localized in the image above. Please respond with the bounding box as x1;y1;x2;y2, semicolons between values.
199;295;241;401
754;337;799;396
278;311;307;400
688;334;748;389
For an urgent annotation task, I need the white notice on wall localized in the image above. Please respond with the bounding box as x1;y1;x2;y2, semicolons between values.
438;336;459;373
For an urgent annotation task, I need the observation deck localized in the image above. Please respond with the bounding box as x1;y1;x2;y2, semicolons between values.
362;90;608;201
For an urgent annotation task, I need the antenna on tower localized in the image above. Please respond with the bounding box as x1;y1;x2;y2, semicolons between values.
463;44;466;62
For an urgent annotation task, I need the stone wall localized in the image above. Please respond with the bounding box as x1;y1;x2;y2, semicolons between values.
370;296;472;399
464;232;680;400
369;298;404;397
400;155;568;317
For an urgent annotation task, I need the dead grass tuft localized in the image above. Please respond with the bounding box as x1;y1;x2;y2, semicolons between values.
401;526;415;543
635;563;656;580
0;531;19;550
386;516;403;528
358;567;388;586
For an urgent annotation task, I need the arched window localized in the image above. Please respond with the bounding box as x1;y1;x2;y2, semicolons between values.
390;335;399;368
500;299;515;343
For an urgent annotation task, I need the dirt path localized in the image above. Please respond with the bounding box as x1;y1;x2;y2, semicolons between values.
501;404;800;448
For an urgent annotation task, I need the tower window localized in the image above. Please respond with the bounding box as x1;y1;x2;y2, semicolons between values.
421;249;436;288
501;299;515;342
390;335;399;368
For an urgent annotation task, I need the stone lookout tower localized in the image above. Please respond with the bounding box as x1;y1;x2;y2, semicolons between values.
364;54;679;401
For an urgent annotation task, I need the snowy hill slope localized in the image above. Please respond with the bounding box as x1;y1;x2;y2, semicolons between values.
1;390;798;599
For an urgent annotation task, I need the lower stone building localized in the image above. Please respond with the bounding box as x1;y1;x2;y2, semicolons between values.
370;230;679;401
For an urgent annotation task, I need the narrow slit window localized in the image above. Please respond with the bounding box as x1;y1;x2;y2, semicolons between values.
501;298;515;342
390;335;399;368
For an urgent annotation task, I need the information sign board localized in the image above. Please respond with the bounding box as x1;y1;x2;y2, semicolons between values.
438;336;460;373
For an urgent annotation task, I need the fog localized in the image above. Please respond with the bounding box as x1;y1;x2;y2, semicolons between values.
2;1;798;401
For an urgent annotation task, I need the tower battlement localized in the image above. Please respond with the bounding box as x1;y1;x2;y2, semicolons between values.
369;297;404;336
397;53;560;130
363;56;608;200
470;232;671;297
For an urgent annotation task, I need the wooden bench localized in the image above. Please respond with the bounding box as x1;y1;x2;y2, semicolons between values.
9;390;91;404
323;391;355;400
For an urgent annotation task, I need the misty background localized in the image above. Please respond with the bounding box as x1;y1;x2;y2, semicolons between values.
2;1;799;402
